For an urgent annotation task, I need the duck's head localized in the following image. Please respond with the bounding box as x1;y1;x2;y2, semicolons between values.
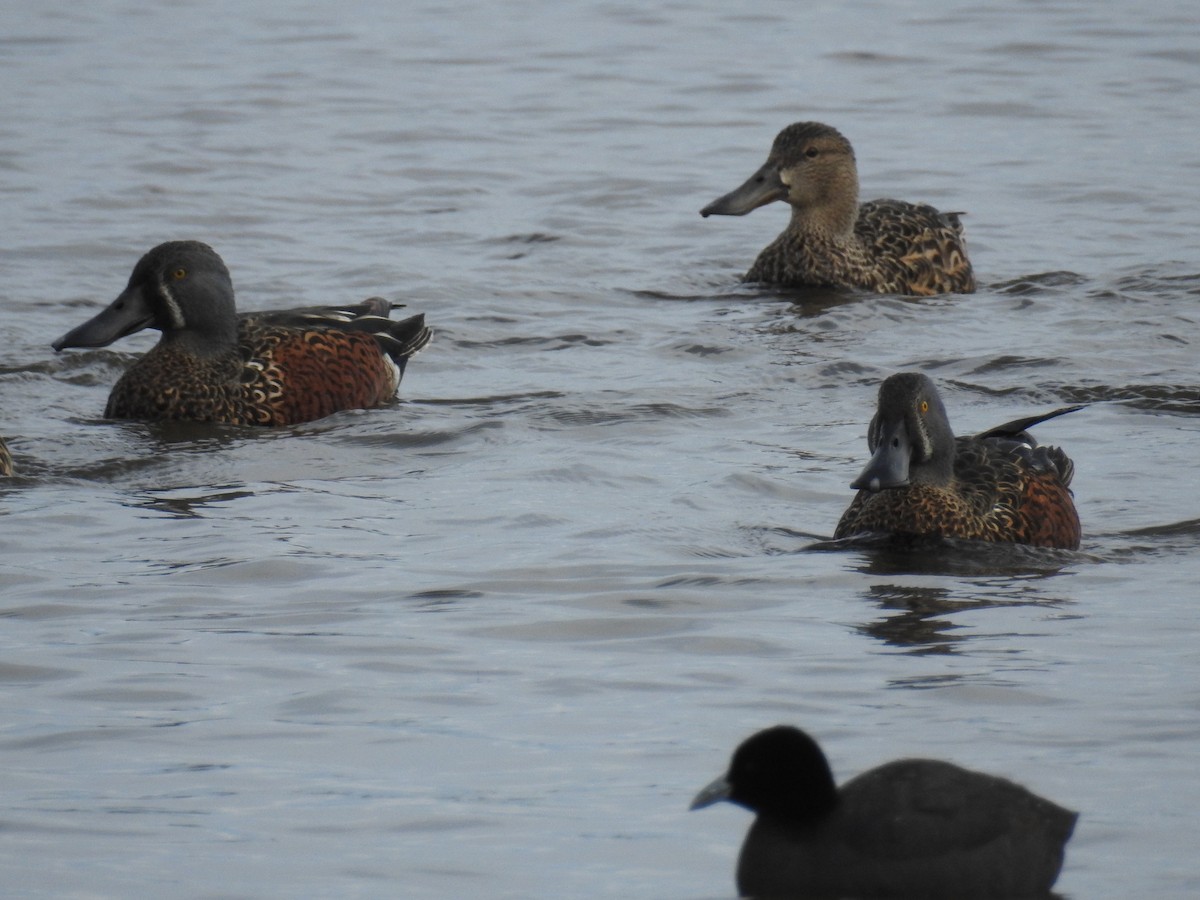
53;241;237;353
850;372;956;493
701;122;860;231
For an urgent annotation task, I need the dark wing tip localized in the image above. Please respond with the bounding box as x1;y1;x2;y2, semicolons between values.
379;313;431;360
977;404;1086;442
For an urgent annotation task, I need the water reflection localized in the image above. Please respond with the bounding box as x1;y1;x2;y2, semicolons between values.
992;270;1087;296
1106;518;1200;561
406;588;486;610
143;419;254;450
1124;517;1200;538
856;583;965;652
809;533;1083;577
854;581;1071;654
127;486;259;519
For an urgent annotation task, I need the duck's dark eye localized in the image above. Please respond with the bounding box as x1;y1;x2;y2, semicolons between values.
804;147;819;158
172;267;187;280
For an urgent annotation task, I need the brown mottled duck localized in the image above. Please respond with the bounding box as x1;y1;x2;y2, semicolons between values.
702;122;976;295
835;372;1082;549
52;241;431;426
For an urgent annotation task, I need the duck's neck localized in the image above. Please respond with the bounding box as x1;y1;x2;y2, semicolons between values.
787;192;860;242
160;318;239;357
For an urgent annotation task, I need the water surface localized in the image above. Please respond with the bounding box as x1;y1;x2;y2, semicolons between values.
2;2;1199;897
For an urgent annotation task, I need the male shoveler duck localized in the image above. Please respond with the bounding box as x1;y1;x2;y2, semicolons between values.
834;373;1082;549
0;435;12;476
52;241;431;426
701;122;976;295
691;725;1076;900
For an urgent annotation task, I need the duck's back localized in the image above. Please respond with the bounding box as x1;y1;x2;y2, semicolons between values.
854;199;976;296
106;306;430;426
235;314;405;426
738;759;1076;899
953;429;1079;547
745;199;975;295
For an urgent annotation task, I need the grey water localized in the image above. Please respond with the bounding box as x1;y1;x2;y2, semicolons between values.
2;1;1199;897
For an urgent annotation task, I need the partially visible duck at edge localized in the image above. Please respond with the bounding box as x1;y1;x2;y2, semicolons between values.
52;241;431;427
701;121;976;295
0;435;12;477
835;372;1083;550
692;725;1076;899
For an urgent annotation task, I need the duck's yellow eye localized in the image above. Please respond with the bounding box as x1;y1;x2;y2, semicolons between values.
920;400;929;414
172;267;187;280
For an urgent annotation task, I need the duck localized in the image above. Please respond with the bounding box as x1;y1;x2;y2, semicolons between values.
691;725;1077;899
701;122;976;295
52;241;431;426
834;372;1082;549
0;435;11;476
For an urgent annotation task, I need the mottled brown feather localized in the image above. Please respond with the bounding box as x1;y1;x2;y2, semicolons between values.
747;199;975;295
103;309;430;426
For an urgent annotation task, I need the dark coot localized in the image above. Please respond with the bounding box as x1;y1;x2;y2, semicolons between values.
691;725;1077;899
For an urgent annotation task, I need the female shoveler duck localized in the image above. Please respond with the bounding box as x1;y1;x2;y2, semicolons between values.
52;241;431;426
834;373;1082;549
691;725;1076;899
0;435;12;477
701;122;976;295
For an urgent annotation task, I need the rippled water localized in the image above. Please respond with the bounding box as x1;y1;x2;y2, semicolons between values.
2;2;1199;897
